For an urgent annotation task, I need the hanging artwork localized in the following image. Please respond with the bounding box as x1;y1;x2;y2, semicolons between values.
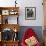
25;7;36;20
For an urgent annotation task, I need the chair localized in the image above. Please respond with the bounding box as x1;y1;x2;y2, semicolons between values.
21;28;41;46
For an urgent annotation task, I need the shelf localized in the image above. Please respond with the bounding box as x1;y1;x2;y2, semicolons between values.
0;7;19;46
2;40;19;43
0;7;19;24
1;40;19;46
0;7;19;10
0;24;20;32
1;15;18;24
0;7;19;16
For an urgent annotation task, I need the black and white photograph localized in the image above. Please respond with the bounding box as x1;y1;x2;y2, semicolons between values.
25;7;36;20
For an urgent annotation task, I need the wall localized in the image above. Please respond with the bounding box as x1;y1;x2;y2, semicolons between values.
18;0;44;26
0;0;44;26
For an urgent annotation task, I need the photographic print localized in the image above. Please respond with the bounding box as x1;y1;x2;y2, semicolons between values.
25;7;36;20
2;10;9;15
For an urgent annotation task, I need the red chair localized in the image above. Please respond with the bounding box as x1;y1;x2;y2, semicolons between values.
21;28;41;46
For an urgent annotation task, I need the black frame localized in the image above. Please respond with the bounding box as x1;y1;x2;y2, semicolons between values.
25;7;36;20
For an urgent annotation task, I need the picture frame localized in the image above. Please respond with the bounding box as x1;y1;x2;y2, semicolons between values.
2;10;9;15
25;7;36;20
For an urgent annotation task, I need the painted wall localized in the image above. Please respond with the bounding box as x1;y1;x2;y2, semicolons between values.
18;0;44;26
0;0;44;26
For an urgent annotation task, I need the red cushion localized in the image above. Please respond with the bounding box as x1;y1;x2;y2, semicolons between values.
21;28;41;46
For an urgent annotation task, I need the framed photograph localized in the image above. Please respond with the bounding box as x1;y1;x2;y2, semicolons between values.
25;7;36;20
2;10;9;15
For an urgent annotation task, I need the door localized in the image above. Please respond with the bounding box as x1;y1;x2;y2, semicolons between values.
43;0;46;46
